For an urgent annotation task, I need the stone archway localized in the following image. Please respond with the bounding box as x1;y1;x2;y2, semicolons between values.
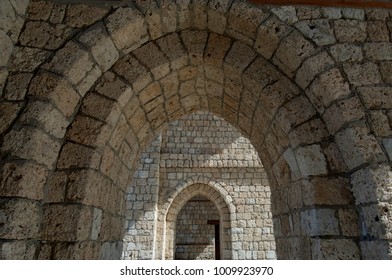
1;0;391;259
164;183;232;260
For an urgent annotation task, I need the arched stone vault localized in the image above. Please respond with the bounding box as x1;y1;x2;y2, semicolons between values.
1;0;392;259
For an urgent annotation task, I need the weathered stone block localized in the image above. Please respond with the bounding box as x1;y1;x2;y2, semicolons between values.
358;86;392;109
0;241;37;260
364;43;392;61
295;19;336;46
367;21;390;42
322;96;365;134
227;1;269;41
78;23;119;72
360;203;392;240
4;73;33;101
156;33;187;70
254;15;292;59
133;42;169;80
329;43;363;62
19;21;73;50
0;199;40;239
0;101;22;135
271;6;298;24
302;177;353;206
273;31;315;77
344;62;382;86
2;126;61;169
295;51;334;89
310;68;350;107
66;115;111;147
380;61;392;84
181;30;208;65
53;241;101;259
43;41;94;85
0;162;48;200
360;240;392;259
369;110;391;137
19;101;69;139
65;4;108;28
301;208;339;236
335;122;387;170
66;169;109;208
311;239;360;259
100;241;123;260
338;208;360;237
351;164;392;204
8;47;51;72
0;30;13;67
105;7;148;54
289;118;329;148
42;204;93;241
334;20;367;43
112;54;152;92
295;145;328;177
26;1;52;21
57;142;101;170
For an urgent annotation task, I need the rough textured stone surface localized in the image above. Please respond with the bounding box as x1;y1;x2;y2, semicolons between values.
335;122;387;170
0;163;48;200
2;0;392;261
0;199;40;239
351;165;392;204
311;239;360;259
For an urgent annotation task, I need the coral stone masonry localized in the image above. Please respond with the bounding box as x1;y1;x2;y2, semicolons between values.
1;0;392;259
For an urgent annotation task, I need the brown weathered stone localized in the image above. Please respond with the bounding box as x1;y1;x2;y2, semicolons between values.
0;102;22;134
42;204;93;241
0;199;40;239
302;177;353;206
0;163;48;200
334;20;367;43
19;21;73;50
105;7;148;54
2;126;61;169
65;4;108;28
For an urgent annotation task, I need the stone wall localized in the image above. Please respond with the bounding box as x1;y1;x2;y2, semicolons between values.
1;0;392;260
175;196;218;260
122;111;276;260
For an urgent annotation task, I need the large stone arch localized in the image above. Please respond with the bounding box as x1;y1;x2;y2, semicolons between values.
1;0;391;259
164;182;233;260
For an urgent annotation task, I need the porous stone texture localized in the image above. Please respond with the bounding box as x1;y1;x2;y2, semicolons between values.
1;0;392;260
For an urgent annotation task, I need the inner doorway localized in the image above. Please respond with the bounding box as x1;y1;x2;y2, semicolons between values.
175;196;220;260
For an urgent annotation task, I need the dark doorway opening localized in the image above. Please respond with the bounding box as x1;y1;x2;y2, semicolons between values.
208;220;220;260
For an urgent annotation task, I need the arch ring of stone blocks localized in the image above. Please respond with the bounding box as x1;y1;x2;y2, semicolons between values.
164;180;233;260
1;0;392;259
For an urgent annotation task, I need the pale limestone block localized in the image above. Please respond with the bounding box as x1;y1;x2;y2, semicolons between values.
301;208;339;236
335;122;387;170
105;7;149;54
295;19;336;46
43;41;95;86
295;144;328;177
78;23;119;72
351;164;392;204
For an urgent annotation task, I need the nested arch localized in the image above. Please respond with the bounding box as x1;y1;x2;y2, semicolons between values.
164;182;232;260
1;0;391;260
